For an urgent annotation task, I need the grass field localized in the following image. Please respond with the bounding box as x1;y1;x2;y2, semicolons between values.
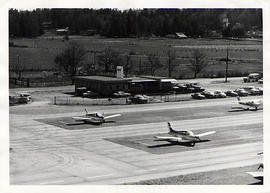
9;36;263;79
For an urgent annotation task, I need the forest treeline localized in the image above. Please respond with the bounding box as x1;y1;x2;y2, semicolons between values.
9;8;262;38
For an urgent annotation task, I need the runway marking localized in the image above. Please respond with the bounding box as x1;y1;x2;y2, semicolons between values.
85;173;114;180
38;180;65;185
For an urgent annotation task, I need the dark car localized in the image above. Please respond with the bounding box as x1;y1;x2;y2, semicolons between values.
225;90;238;97
214;91;227;98
234;88;248;96
191;93;206;99
185;83;205;93
129;95;149;104
172;85;188;93
201;91;215;99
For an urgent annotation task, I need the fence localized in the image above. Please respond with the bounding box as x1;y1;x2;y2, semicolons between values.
9;78;72;88
53;94;191;106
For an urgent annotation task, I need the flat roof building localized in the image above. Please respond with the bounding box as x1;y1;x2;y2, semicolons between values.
74;76;131;96
74;75;177;96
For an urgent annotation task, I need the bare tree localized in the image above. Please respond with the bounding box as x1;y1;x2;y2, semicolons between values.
167;49;176;77
123;51;135;77
147;53;162;76
54;42;86;83
97;48;121;73
188;50;207;78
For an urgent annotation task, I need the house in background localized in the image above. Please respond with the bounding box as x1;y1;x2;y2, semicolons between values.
56;27;69;35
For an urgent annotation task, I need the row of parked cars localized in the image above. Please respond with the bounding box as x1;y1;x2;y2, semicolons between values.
172;82;205;94
191;86;263;100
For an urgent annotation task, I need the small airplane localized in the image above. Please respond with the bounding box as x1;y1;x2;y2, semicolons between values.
247;152;263;183
69;109;121;125
232;96;263;111
153;122;216;146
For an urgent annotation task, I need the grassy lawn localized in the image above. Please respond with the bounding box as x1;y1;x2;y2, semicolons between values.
9;36;263;79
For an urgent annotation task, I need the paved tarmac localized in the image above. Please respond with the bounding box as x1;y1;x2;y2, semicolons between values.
10;96;263;185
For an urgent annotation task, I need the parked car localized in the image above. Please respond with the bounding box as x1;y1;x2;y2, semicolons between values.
113;91;131;97
249;88;261;95
192;85;205;92
82;91;98;97
129;94;149;104
191;93;206;100
225;90;238;97
234;88;248;96
255;87;263;95
185;82;205;93
201;91;215;98
19;93;32;103
258;78;263;84
172;84;188;93
240;86;260;95
243;73;261;82
214;91;227;98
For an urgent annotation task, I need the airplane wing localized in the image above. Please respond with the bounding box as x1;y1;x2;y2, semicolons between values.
72;116;93;121
195;131;216;138
247;172;263;180
104;114;121;119
154;136;192;143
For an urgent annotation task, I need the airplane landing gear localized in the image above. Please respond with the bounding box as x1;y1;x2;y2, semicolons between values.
190;142;195;147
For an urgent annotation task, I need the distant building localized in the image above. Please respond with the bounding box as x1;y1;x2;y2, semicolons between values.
166;32;187;39
175;32;188;39
81;29;97;36
220;13;230;29
41;22;52;30
56;27;69;35
209;30;222;38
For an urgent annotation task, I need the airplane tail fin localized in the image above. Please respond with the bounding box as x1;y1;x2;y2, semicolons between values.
167;122;174;133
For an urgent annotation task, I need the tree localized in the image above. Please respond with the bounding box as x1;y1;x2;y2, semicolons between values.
54;42;86;83
167;49;176;77
188;50;207;78
147;53;162;76
97;48;121;73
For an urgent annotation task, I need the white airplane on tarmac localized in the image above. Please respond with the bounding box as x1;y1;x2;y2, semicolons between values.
154;122;216;146
232;96;263;111
69;109;121;125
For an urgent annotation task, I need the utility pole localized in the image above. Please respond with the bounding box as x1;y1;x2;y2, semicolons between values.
17;54;22;80
219;46;231;83
225;47;229;83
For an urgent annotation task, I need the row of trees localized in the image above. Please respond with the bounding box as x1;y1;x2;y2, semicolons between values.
54;43;207;81
9;8;262;38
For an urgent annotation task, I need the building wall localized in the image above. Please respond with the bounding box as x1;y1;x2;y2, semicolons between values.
74;78;129;96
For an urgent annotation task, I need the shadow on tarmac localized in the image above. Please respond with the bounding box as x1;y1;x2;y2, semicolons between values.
148;140;210;148
228;108;262;113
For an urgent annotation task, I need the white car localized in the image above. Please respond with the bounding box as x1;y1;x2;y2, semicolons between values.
19;93;32;102
113;91;131;97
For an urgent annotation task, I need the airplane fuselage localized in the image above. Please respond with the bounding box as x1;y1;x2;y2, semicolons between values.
168;130;200;142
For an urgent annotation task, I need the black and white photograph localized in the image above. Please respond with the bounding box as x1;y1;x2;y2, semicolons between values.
1;0;270;192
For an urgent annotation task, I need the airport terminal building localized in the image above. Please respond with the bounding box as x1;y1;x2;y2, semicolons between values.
74;75;177;96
